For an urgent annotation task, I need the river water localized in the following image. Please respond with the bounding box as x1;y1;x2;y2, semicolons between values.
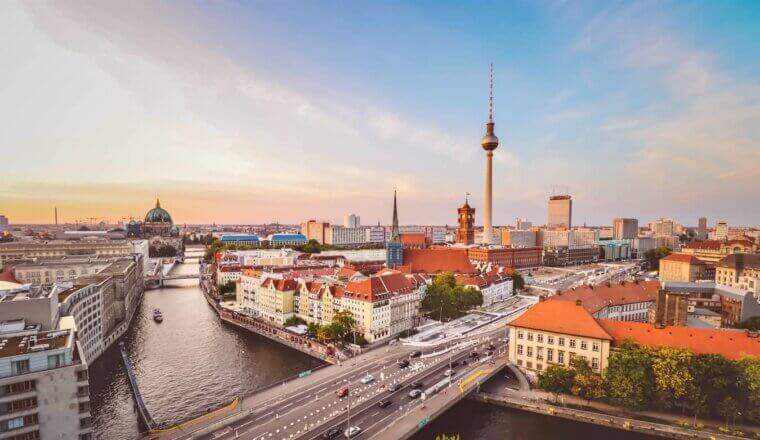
90;251;657;440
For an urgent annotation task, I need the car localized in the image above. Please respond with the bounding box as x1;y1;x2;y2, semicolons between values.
323;427;341;439
344;426;361;438
469;352;480;358
387;383;401;392
487;344;496;351
408;389;422;399
397;359;409;368
443;369;455;377
336;386;349;398
360;374;374;384
410;381;424;389
377;400;392;408
485;350;494;356
450;360;459;368
410;350;422;358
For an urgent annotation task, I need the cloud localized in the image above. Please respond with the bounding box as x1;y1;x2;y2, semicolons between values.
600;119;640;131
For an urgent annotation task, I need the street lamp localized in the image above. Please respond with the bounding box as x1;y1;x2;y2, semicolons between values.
343;379;352;436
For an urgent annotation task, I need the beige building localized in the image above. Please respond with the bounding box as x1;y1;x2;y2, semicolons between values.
715;253;760;291
658;253;710;282
256;278;298;325
301;220;330;244
547;195;572;229
715;222;729;240
509;299;612;378
0;327;92;440
501;230;537;247
681;239;757;264
612;218;638;240
0;239;148;270
13;256;121;286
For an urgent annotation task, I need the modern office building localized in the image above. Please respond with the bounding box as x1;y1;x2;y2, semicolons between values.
653;218;675;237
220;234;260;247
501;230;537;248
364;226;386;244
612;218;638;240
0;240;148;270
13;256;122;286
343;214;360;229
697;217;708;240
514;218;532;230
325;226;366;246
0;216;8;232
574;228;600;246
547;195;572;229
543;245;599;267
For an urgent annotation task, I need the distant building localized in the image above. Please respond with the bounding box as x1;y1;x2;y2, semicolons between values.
402;248;476;274
266;233;307;247
715;222;729;241
681;239;756;264
697;217;707;240
543;245;598;267
142;198;176;238
658;254;711;283
456;270;514;306
715;253;760;291
612;218;638;240
574;228;600;246
301;220;329;244
650;288;689;326
364;226;386;244
13;256;123;286
501;230;537;248
0;239;149;272
653;218;675;237
385;191;403;268
514;218;532;230
551;280;659;322
539;229;574;247
456;199;475;245
220;234;260;247
467;247;542;269
547;195;572;229
326;226;365;246
0;215;8;231
343;214;360;229
399;233;430;249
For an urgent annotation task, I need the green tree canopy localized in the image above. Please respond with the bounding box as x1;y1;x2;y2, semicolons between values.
649;347;693;410
537;365;575;400
421;272;483;321
605;341;654;410
643;246;671;271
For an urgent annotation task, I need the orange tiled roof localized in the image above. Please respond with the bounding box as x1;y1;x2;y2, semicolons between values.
400;233;430;246
598;320;760;360
661;253;707;264
509;300;613;340
550;280;659;315
402;248;476;274
261;278;298;291
344;272;414;302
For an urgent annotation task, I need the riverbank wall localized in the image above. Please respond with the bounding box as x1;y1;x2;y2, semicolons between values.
469;392;744;440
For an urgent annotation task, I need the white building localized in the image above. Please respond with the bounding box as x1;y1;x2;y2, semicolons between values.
715;222;729;241
14;256;121;286
0;326;92;440
365;226;386;244
344;214;361;229
515;218;532;230
540;229;574;247
0;215;8;231
457;271;514;306
573;228;601;246
326;226;366;246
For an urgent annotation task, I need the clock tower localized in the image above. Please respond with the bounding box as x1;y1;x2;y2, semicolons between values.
456;196;475;245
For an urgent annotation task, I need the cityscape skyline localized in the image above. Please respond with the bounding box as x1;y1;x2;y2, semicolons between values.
2;1;759;226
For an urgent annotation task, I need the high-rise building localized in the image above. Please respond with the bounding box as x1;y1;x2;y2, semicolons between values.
612;218;638;240
514;218;532;230
385;190;403;268
456;197;475;245
0;215;8;231
343;214;360;229
300;220;329;244
697;217;707;240
715;222;729;241
480;65;499;245
547;195;572;229
653;218;675;237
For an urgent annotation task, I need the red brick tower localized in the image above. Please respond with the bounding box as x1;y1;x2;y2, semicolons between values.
457;196;475;245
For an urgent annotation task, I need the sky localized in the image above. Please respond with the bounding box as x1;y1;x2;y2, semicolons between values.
1;0;758;227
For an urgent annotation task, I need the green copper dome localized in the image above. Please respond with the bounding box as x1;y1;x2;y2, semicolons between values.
145;198;172;223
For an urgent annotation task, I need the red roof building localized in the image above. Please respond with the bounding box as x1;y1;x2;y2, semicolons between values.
400;233;431;249
550;280;659;320
401;248;476;274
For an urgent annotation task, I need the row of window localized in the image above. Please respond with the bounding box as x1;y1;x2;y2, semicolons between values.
515;351;600;370
516;331;599;352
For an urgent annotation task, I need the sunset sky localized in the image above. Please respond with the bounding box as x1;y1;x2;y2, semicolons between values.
1;1;758;226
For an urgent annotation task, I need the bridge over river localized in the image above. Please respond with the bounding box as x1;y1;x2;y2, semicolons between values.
144;327;508;440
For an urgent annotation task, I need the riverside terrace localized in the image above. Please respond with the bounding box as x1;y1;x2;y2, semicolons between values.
141;299;532;440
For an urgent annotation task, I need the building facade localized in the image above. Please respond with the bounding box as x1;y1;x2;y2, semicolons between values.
659;254;710;282
301;221;329;244
467;247;542;269
343;214;360;229
501;230;537;248
612;218;638;240
715;222;729;240
13;257;120;286
547;195;572;229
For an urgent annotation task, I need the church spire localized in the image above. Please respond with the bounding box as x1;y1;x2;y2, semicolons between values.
156;196;161;208
391;188;400;241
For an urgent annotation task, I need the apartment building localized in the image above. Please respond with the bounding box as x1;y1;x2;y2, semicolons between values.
456;271;514;306
715;253;760;290
659;254;711;282
0;240;148;272
256;279;298;325
326;226;366;246
681;239;756;264
13;256;120;286
0;326;92;440
550;280;659;322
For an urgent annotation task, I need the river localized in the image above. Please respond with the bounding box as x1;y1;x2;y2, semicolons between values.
90;250;657;440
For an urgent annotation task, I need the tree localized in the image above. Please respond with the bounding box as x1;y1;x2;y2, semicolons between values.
569;358;606;405
738;316;760;331
688;354;737;417
537;365;575;401
219;280;236;295
605;341;654;410
306;322;320;338
332;310;356;339
737;356;760;424
643;246;671;271
512;273;525;291
717;396;740;427
316;324;332;341
649;347;693;410
284;316;306;327
421;272;483;321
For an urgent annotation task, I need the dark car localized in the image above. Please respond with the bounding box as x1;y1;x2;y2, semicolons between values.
323;427;341;439
487;344;496;351
387;383;401;392
469;351;480;358
410;381;424;389
410;351;422;358
485;350;494;356
397;359;410;368
377;400;392;408
450;360;459;368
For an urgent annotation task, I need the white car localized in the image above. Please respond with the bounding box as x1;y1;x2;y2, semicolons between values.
344;425;361;438
443;369;455;377
360;374;374;384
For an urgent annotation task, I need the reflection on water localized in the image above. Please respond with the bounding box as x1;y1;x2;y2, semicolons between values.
90;252;322;439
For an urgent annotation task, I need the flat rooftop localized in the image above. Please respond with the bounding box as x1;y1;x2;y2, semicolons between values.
0;329;70;358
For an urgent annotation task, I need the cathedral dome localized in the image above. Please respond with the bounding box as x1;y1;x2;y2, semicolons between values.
144;198;172;224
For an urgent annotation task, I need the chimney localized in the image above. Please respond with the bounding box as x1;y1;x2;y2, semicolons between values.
575;299;582;306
